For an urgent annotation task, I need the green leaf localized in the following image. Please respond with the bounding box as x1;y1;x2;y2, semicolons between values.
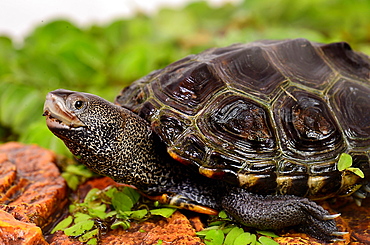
208;220;226;226
64;220;95;236
105;187;117;198
197;226;223;236
156;240;163;245
106;210;117;218
234;232;255;245
112;191;134;211
69;204;76;213
150;208;176;218
79;228;99;243
84;188;100;204
74;213;92;223
204;229;225;245
87;238;98;245
256;231;279;238
92;203;106;212
222;225;237;234
258;236;279;245
347;167;365;178
224;227;244;245
111;220;130;230
88;204;107;219
218;210;228;219
61;172;80;190
196;230;209;236
51;216;73;234
250;234;257;245
65;164;94;178
338;153;352;171
129;209;148;219
123;187;141;204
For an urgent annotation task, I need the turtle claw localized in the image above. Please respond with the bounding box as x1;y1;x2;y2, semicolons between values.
353;190;367;199
354;197;363;206
331;231;348;236
323;213;341;220
353;189;367;206
331;238;346;242
363;184;370;193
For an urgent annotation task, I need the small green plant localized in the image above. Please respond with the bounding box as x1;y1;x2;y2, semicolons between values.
196;211;279;245
337;153;364;178
61;164;96;190
51;186;176;244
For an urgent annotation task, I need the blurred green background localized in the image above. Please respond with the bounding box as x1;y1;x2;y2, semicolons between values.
1;0;370;156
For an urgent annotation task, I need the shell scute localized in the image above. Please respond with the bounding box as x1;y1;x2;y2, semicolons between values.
236;161;278;194
310;162;337;175
238;170;277;194
153;61;226;115
211;45;286;100
276;161;309;196
152;110;190;146
169;134;207;167
278;160;308;174
328;79;370;148
246;161;277;173
277;175;309;196
308;174;342;199
267;38;336;90
273;86;344;160
207;151;247;172
198;92;278;160
320;41;370;79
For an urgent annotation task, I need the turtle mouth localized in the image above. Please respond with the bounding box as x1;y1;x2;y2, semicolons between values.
43;91;86;129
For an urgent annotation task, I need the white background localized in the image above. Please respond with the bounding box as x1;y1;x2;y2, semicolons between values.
0;0;240;42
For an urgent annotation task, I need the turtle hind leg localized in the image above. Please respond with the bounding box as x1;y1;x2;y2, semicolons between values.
148;193;219;215
221;187;344;242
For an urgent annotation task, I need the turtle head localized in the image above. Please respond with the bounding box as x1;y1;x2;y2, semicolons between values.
43;89;156;184
44;89;94;130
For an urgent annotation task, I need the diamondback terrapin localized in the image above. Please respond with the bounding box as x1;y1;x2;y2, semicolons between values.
43;38;370;242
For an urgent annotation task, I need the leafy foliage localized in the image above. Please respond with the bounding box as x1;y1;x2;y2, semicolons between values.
0;0;369;154
51;186;176;244
61;164;96;190
338;153;364;178
196;211;279;245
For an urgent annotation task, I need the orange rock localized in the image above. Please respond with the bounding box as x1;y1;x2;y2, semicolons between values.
0;209;48;245
49;231;84;245
0;142;68;244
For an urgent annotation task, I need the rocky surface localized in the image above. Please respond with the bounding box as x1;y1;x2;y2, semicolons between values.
1;142;370;244
0;142;68;244
0;210;49;245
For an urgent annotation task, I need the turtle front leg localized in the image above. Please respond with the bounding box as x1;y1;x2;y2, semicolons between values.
146;193;219;215
222;188;345;242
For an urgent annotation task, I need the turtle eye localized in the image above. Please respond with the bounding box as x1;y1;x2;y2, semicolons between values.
74;100;84;110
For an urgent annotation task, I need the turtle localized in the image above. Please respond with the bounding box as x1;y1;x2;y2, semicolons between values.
43;38;370;242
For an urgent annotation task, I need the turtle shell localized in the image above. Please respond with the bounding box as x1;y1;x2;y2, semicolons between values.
115;38;370;199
